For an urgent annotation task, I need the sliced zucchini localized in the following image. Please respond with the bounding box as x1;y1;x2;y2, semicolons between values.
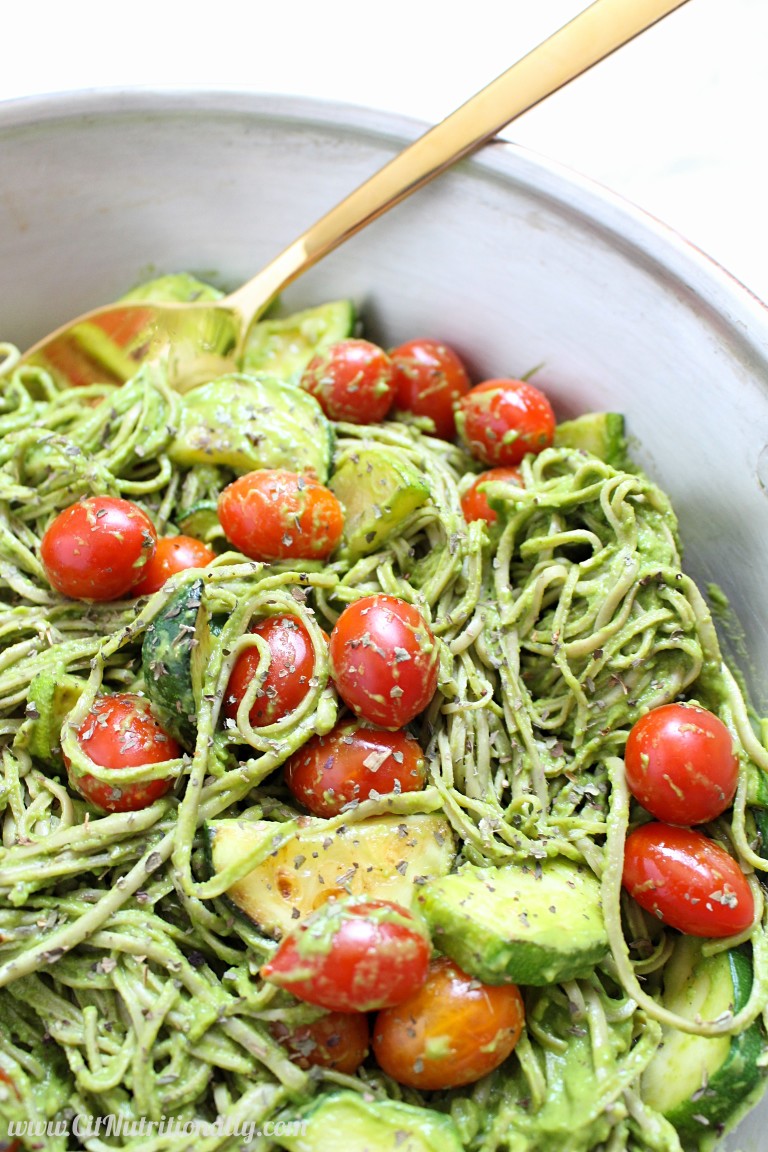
329;446;430;557
275;1090;462;1152
641;937;766;1137
120;272;224;304
418;856;608;986
554;412;627;468
141;578;217;747
240;299;356;382
14;667;85;764
205;813;456;938
176;500;226;546
168;373;333;481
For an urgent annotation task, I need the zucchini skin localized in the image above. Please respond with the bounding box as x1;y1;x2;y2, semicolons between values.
669;948;766;1140
141;578;204;747
417;858;608;986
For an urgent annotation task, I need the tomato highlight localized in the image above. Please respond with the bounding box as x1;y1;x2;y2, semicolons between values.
284;719;427;816
328;594;439;728
41;496;157;601
456;378;555;467
224;614;324;729
622;822;755;937
390;337;471;440
260;897;431;1012
67;693;179;812
624;702;739;825
217;470;343;561
300;338;395;424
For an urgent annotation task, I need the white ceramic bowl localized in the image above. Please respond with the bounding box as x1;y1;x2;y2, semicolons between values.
2;89;768;1150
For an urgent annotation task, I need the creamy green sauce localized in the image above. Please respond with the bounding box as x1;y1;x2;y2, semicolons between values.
0;280;767;1152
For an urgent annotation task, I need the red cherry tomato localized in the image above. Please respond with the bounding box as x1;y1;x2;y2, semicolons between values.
40;496;157;601
372;957;525;1089
390;338;471;440
622;822;755;937
456;378;555;466
461;467;524;524
67;693;178;812
260;897;431;1012
300;339;395;424
224;614;324;728
217;470;343;561
270;1011;370;1075
284;719;427;816
329;594;439;728
131;534;216;596
624;703;739;825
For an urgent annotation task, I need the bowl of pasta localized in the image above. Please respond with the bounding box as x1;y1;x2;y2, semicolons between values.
2;89;768;1152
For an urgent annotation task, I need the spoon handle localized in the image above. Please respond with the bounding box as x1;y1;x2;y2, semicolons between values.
228;0;690;321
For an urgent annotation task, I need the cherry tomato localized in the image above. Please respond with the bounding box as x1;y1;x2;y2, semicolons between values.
390;338;471;440
217;470;343;561
372;957;525;1089
131;534;216;596
624;702;739;825
67;693;178;812
461;467;524;524
41;496;157;601
0;1068;20;1152
270;1011;370;1075
260;897;431;1012
456;378;555;467
300;339;396;424
329;594;439;729
224;614;323;728
622;822;755;937
284;719;427;816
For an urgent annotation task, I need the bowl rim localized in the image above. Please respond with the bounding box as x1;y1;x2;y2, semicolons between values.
3;85;768;369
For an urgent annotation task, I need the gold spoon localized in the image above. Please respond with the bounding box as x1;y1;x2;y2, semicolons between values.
21;0;690;392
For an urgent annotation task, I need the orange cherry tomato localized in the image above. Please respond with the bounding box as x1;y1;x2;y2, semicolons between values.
217;470;343;561
270;1011;370;1075
624;702;739;825
372;957;525;1090
66;693;178;812
460;467;524;524
284;719;427;816
41;496;157;601
223;614;323;728
456;378;555;466
390;337;471;440
622;822;755;937
131;534;216;596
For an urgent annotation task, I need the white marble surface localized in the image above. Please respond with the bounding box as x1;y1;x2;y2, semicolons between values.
1;0;766;305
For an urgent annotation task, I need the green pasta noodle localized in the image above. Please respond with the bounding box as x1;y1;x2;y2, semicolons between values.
1;291;768;1152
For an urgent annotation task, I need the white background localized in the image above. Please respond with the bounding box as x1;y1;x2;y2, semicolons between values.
1;0;766;304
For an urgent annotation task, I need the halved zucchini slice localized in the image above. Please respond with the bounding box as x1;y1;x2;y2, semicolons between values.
554;412;628;468
205;813;455;938
329;446;430;557
418;856;608;986
641;936;766;1138
240;300;356;382
275;1090;463;1152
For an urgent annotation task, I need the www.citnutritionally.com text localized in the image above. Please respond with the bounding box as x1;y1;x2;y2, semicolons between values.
6;1114;308;1141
